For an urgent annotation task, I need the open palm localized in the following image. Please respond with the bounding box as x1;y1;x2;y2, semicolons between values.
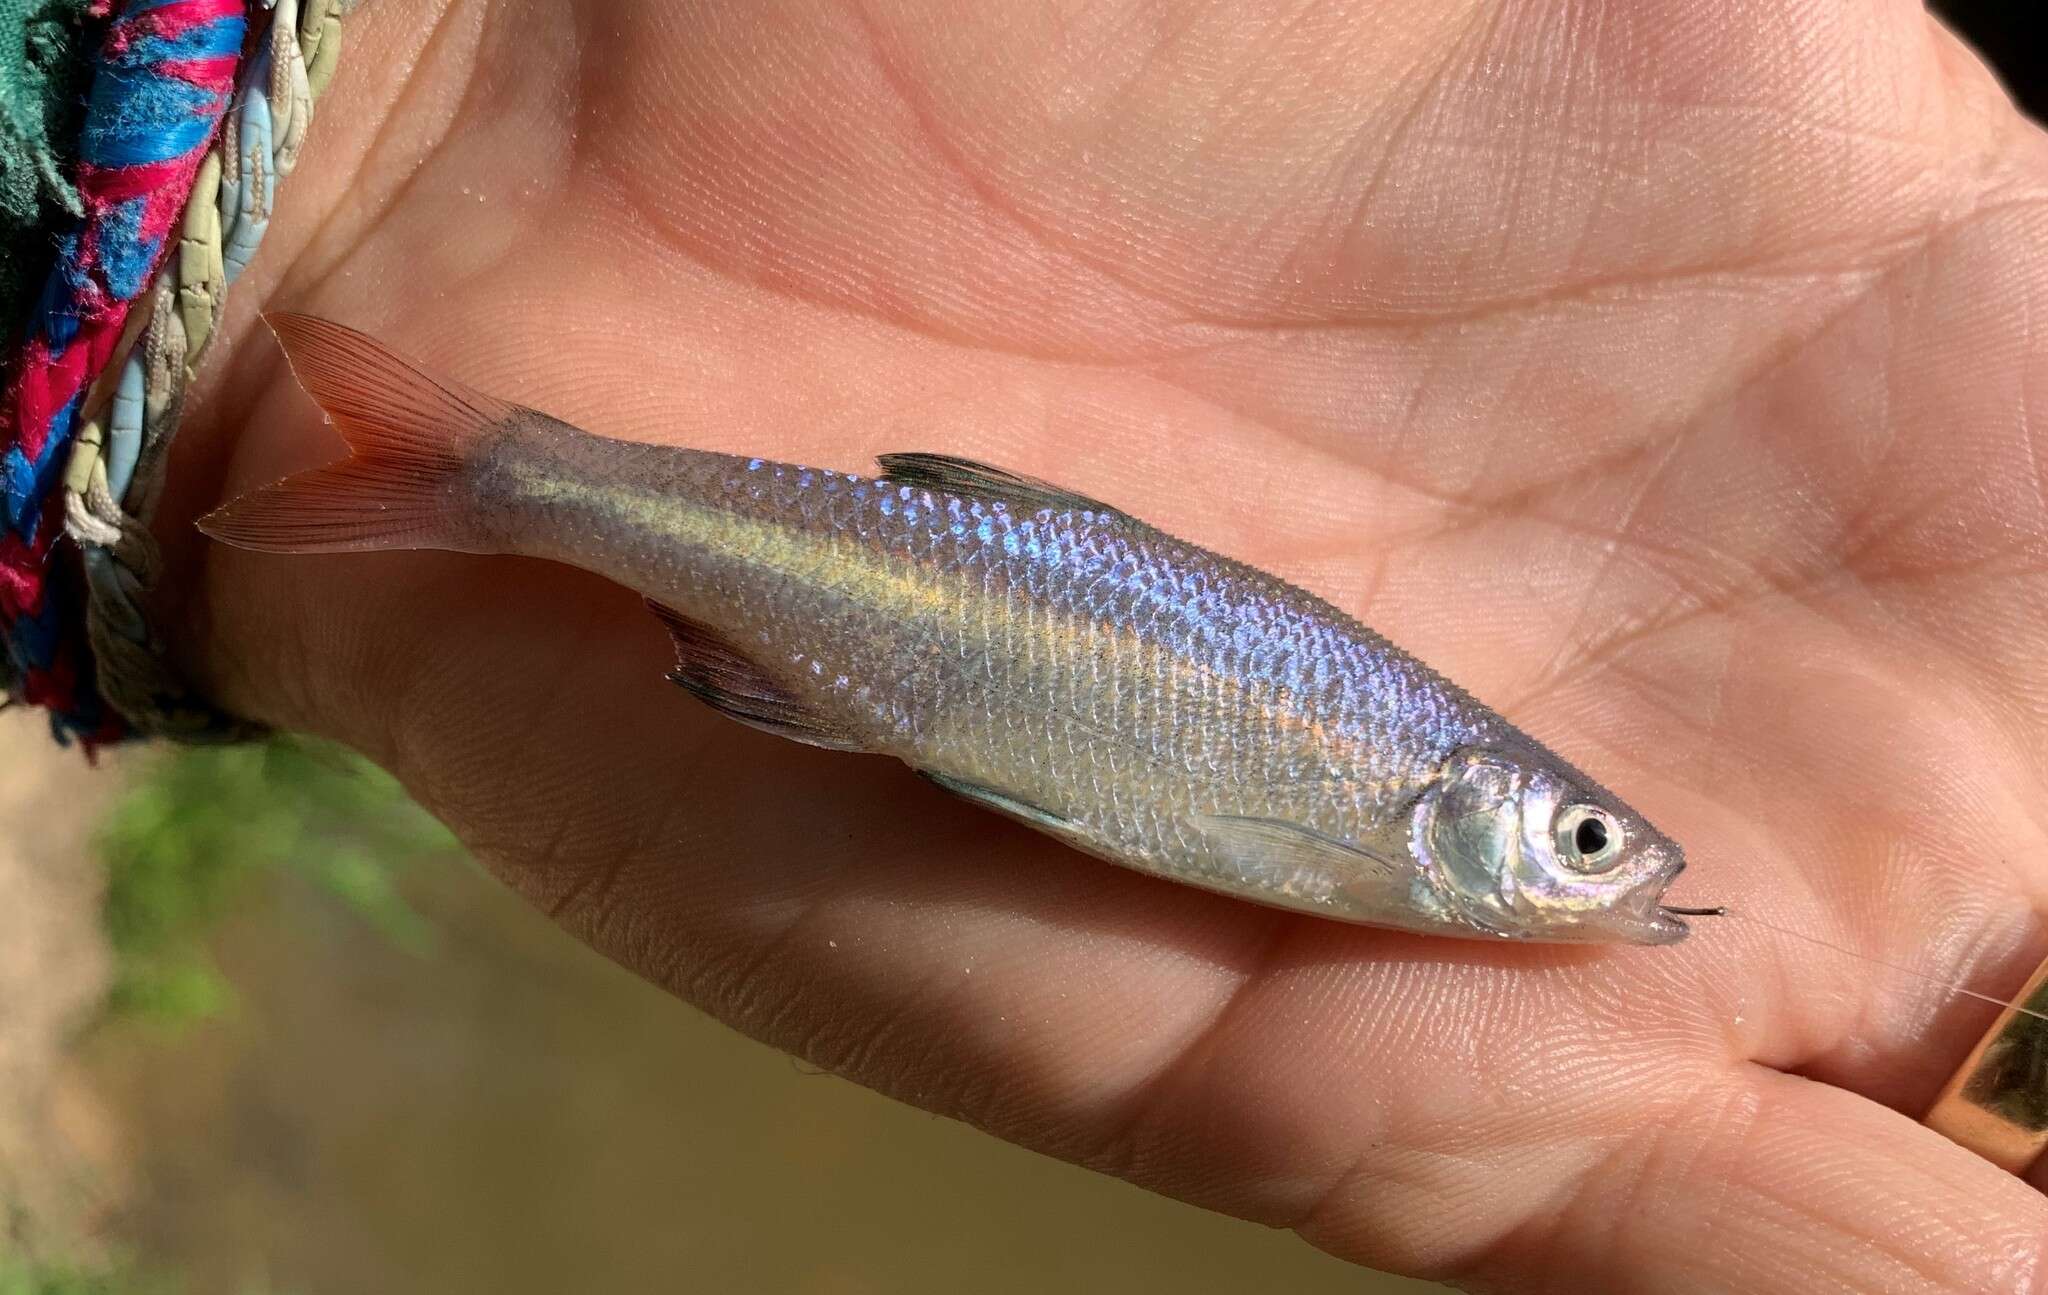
159;1;2048;1288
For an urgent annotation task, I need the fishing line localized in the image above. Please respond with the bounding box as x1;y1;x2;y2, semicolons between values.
1674;905;2048;1026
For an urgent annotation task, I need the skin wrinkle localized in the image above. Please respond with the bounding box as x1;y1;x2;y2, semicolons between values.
1491;3;1566;288
859;2;1484;334
776;928;970;1096
1295;1123;1549;1273
529;697;692;925
532;811;608;920
1168;243;1920;334
376;563;568;775
695;810;1038;1030
264;0;2023;381
1179;15;2023;321
264;0;485;312
1299;1035;1721;1282
1524;523;1882;717
602;812;807;997
754;930;930;1085
574;103;1952;396
1311;1;1494;311
845;4;1204;337
1519;427;1690;706
375;574;664;883
569;11;1172;364
1801;848;1924;1081
1660;1074;1974;1292
1548;1122;1664;1293
1184;2;1318;147
2021;283;2043;518
752;893;1098;1134
1153;364;1614;524
1703;1081;1908;1295
1867;913;2046;1080
378;11;578;298
1737;1126;1959;1292
1077;907;1296;1180
578;151;1166;372
1147;327;1695;521
1470;220;2048;720
1577;592;2036;895
1299;1144;1493;1278
677;881;833;1024
685;797;1285;1146
1627;1069;1756;1269
1277;954;1613;1213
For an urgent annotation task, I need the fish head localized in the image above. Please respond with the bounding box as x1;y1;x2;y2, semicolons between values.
1410;746;1689;944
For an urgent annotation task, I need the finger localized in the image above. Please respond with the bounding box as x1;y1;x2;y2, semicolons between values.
1365;1064;2048;1292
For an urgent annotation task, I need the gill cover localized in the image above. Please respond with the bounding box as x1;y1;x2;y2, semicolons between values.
1412;749;1532;933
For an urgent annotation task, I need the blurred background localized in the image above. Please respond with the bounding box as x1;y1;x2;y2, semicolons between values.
1;6;2038;1293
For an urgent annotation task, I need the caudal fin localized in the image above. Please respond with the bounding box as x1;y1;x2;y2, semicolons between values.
199;315;513;554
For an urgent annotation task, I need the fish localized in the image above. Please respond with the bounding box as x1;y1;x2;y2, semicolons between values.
202;315;1692;945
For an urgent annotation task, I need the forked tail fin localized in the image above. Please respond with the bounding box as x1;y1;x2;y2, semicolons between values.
199;315;514;554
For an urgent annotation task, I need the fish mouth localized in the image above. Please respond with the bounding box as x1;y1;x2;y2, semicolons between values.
1545;901;1692;945
1602;848;1694;945
1652;903;1726;943
1639;906;1694;945
1591;851;1698;945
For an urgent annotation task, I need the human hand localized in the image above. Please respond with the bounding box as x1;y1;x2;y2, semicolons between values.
162;2;2048;1288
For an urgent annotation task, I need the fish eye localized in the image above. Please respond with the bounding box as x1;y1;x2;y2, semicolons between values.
1554;805;1623;873
1574;817;1607;855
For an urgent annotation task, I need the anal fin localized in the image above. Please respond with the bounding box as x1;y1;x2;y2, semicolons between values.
1191;813;1406;909
647;600;865;752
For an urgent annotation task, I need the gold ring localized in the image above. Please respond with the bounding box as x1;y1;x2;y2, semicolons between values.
1924;952;2048;1173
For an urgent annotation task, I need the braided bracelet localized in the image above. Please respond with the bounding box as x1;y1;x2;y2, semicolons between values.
0;0;351;745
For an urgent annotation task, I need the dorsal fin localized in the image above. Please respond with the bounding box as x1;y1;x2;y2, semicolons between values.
875;452;1133;522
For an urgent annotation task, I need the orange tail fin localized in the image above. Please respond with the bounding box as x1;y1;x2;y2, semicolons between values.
199;315;513;554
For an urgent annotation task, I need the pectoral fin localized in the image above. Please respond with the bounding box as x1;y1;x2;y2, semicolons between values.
647;600;865;752
1192;814;1404;907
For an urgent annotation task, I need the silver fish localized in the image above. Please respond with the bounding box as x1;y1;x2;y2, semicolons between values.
204;315;1691;945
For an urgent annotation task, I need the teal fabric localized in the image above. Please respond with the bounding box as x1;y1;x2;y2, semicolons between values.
0;0;93;337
